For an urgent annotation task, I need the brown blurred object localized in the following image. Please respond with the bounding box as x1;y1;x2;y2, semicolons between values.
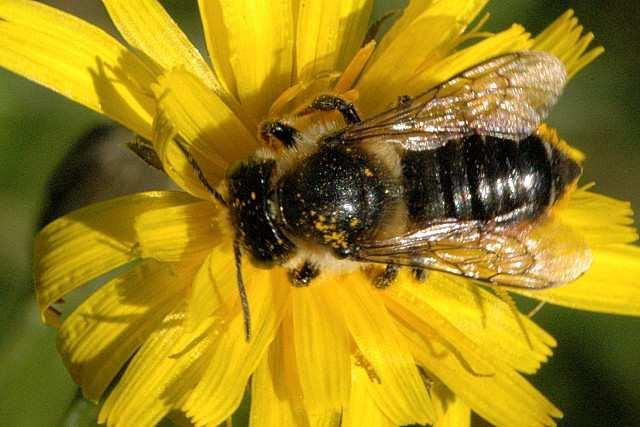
38;125;174;228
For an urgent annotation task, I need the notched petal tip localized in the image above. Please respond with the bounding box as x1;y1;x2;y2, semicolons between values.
517;244;640;316
34;192;196;321
0;0;156;138
532;9;604;79
103;0;224;96
562;189;638;247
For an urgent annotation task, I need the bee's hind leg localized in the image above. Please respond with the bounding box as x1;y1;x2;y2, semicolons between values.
298;94;361;124
288;261;320;287
373;264;399;289
412;267;428;283
397;95;413;107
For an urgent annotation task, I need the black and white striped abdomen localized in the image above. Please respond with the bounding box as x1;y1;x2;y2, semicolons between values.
401;134;581;225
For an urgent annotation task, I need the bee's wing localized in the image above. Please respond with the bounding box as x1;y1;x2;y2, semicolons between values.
342;52;566;150
354;216;591;289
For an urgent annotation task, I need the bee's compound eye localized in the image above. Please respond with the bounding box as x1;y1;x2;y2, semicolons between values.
259;120;299;149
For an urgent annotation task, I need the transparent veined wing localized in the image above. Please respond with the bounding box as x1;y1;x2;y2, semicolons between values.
341;52;567;151
354;215;591;289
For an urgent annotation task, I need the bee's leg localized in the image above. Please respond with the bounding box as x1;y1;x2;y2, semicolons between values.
373;264;399;289
412;267;428;283
363;10;399;44
259;120;301;149
397;95;413;107
288;261;320;287
299;94;361;124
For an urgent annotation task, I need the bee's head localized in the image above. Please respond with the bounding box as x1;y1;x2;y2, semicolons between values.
226;159;295;266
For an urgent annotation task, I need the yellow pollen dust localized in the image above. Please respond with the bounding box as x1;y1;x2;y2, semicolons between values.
313;214;330;231
324;230;349;249
313;213;349;249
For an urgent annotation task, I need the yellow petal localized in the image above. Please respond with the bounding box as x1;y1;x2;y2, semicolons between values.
250;320;308;427
531;9;604;78
182;270;290;425
335;275;434;425
186;243;237;330
385;284;497;379
334;40;376;94
517;245;640;315
431;383;471;427
153;68;258;197
58;259;191;401
198;0;295;120
267;72;344;117
296;0;374;80
135;200;219;262
386;272;555;374
291;283;351;416
400;322;562;426
102;0;224;97
562;189;637;247
99;300;208;426
34;191;195;324
308;413;341;427
392;24;532;107
367;0;431;51
341;363;395;427
357;0;488;113
259;310;342;427
0;0;156;138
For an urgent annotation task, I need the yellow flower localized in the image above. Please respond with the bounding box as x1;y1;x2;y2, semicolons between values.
1;0;638;426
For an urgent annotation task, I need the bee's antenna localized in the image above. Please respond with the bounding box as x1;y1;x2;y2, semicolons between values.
173;137;228;208
234;236;251;340
173;137;250;340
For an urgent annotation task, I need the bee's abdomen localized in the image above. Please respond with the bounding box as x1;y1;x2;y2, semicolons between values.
401;134;581;224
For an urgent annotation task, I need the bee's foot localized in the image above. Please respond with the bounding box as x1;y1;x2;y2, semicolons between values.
300;94;361;124
373;264;399;289
288;261;320;287
412;267;428;283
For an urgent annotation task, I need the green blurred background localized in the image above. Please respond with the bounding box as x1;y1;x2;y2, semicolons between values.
0;1;638;425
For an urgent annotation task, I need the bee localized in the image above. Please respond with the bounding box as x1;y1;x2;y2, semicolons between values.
173;52;591;339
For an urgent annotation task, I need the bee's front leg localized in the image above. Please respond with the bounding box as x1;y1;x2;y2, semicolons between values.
373;264;399;289
412;267;428;283
288;261;320;287
298;94;361;124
